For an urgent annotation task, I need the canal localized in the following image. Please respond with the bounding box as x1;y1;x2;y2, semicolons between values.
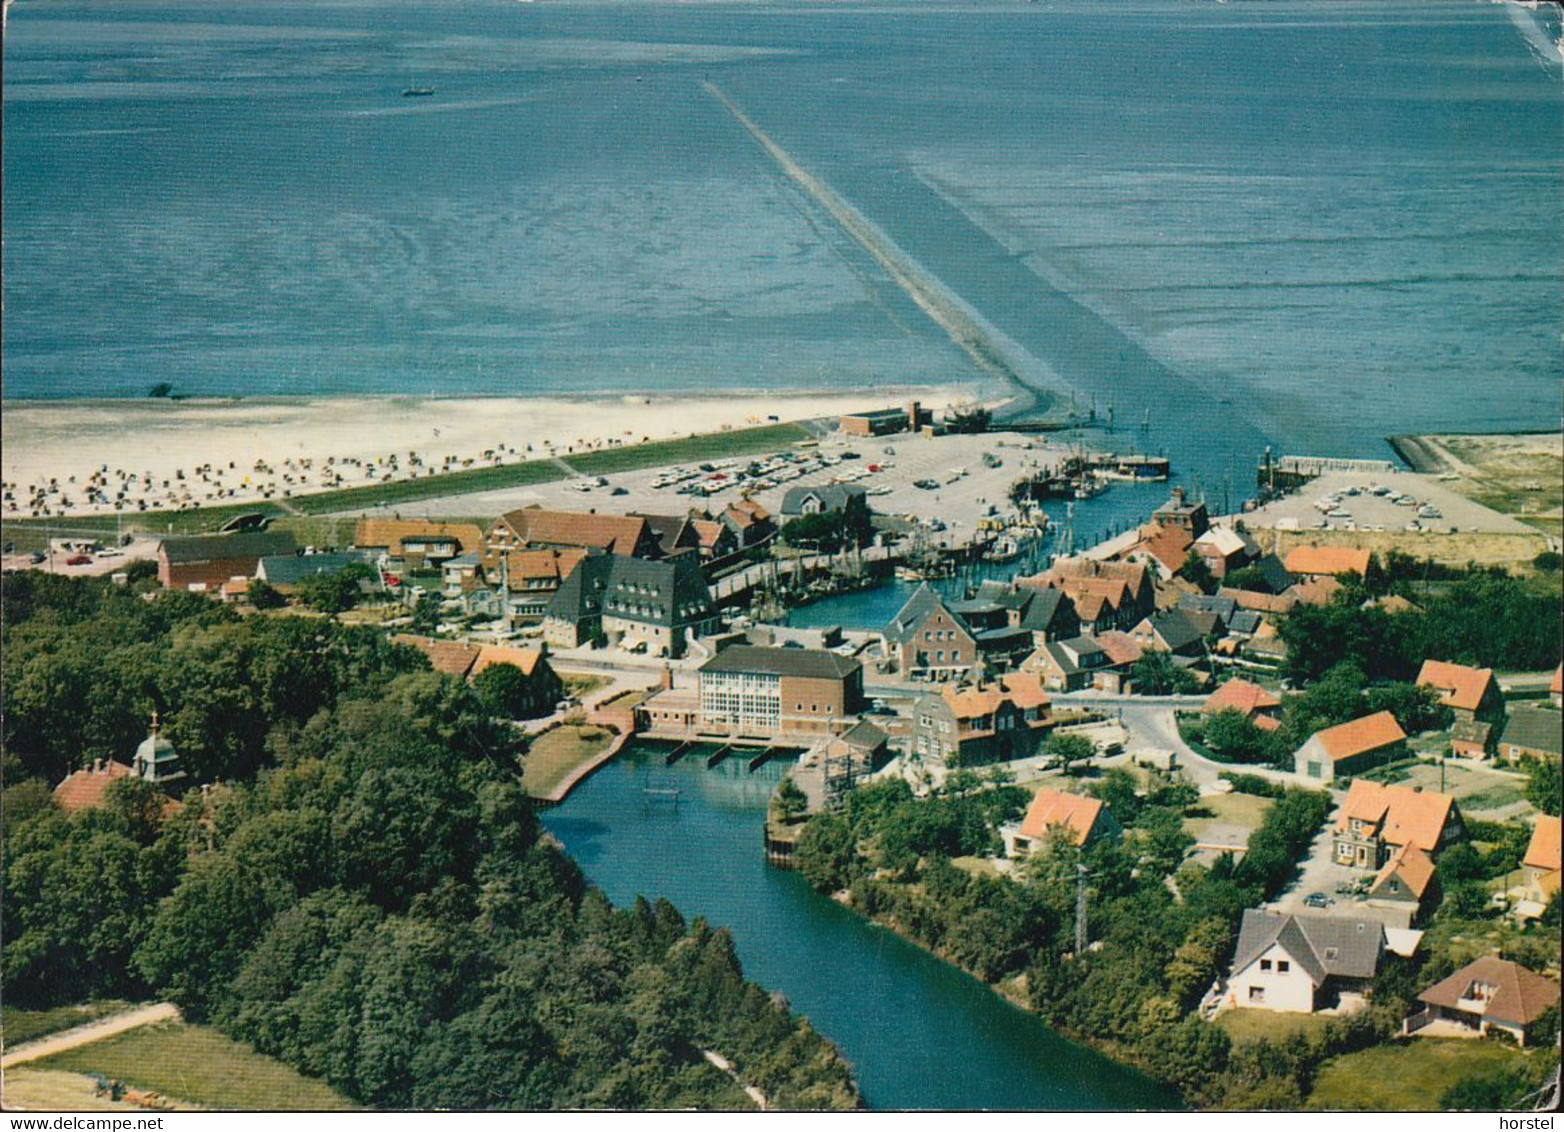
542;743;1177;1110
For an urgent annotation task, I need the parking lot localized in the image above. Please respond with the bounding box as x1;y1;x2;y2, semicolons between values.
1243;470;1535;537
395;428;1078;543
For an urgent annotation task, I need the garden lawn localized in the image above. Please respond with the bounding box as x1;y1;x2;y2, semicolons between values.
522;724;615;799
1215;1009;1333;1046
1183;793;1273;847
1306;1037;1535;1111
32;1021;357;1111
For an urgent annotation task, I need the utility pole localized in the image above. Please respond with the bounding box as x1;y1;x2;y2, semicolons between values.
1075;863;1089;955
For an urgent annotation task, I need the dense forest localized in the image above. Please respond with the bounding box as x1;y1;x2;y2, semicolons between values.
2;572;859;1110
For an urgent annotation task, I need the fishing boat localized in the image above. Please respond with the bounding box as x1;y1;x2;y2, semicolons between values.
982;537;1021;564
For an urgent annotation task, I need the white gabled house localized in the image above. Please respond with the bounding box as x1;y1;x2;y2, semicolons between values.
1227;909;1387;1014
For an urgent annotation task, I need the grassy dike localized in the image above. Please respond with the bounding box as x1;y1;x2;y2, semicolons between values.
1;421;813;551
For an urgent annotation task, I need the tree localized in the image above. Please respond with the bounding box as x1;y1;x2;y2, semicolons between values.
409;592;442;634
1525;757;1560;817
247;580;286;610
1089;768;1142;826
794;813;857;894
1132;651;1201;696
1533;550;1562;573
1202;709;1267;763
775;778;809;822
1045;731;1095;775
1177;550;1215;593
1223;564;1274;593
473;663;543;720
1363;681;1450;734
299;569;362;614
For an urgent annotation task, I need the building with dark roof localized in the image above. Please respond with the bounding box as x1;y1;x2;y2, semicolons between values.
1498;705;1562;763
883;584;978;682
1228;909;1387;1014
692;644;866;739
779;483;868;519
1150;487;1209;537
157;529;296;591
542;553;717;658
1127;608;1211;657
255;550;375;592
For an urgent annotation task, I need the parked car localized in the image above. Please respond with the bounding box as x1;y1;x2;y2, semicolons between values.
1303;893;1333;909
65;554;93;566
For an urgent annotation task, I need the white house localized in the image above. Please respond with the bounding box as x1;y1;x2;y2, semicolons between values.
1228;909;1387;1014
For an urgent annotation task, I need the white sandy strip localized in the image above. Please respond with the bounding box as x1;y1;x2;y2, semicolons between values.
2;388;975;519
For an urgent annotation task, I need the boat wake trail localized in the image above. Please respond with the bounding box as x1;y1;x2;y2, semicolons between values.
702;80;1044;414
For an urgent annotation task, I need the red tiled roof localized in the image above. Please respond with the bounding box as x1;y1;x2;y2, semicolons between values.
1130;522;1194;573
1018;789;1104;846
1219;587;1296;613
1337;779;1454;853
1416;659;1496;715
1418;956;1560;1026
1283;545;1372;579
1551;665;1562;696
392;635;483;679
1203;678;1281;717
1315;711;1406;760
501;547;589;587
1372;844;1437;900
53;761;134;813
355;519;483;554
1094;631;1146;667
692;519;728;550
498;507;648;555
1254;714;1282;733
999;672;1050;711
472;644;549;679
727;499;770;525
1289;576;1344;606
1524;815;1560;874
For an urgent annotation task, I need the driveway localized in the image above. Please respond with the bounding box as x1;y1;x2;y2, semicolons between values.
1268;794;1363;916
2;1003;180;1069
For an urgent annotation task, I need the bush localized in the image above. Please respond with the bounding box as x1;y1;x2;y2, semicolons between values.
1219;772;1283;799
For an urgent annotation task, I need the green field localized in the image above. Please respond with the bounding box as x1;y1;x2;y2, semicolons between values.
565;422;811;475
522;724;616;800
33;1020;358;1111
3;1001;133;1047
1183;792;1273;847
1306;1037;1537;1112
1214;1008;1332;1046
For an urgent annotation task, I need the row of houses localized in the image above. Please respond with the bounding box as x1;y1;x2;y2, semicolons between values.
998;770;1558;1041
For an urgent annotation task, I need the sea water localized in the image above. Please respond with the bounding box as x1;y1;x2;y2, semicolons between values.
4;0;1558;478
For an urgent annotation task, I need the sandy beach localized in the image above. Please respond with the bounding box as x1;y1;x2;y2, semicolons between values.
1;388;980;518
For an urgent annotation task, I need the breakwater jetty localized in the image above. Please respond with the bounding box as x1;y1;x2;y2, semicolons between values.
703;81;1042;409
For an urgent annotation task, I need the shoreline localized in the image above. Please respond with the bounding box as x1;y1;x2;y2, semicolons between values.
2;385;998;521
823;890;1185;1109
